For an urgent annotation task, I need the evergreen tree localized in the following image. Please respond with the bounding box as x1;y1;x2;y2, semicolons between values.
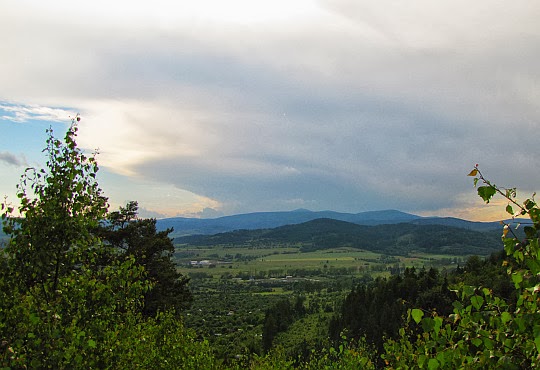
100;201;192;316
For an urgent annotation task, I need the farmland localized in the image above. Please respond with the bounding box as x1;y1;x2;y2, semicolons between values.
174;242;474;360
175;244;467;281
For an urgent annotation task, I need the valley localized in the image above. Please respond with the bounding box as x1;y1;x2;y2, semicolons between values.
172;215;505;362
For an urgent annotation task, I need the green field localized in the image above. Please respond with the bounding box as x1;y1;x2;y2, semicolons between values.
175;244;469;283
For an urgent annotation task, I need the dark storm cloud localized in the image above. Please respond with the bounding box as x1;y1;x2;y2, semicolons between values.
0;152;27;167
1;1;539;217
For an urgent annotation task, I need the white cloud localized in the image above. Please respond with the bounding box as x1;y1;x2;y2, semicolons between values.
97;169;222;218
0;102;75;123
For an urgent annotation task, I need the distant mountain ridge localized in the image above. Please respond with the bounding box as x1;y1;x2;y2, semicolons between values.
156;209;501;237
0;209;504;242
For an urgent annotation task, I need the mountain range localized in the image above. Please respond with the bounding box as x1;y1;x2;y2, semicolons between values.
0;210;509;255
156;209;501;238
174;217;504;256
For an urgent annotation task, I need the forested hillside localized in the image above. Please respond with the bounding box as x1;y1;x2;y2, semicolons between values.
176;218;502;255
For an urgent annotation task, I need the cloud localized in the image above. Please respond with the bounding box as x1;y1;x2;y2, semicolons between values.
0;152;27;167
137;207;168;220
0;102;76;123
1;1;539;219
184;208;225;219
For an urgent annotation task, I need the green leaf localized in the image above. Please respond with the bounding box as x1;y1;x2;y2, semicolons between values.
470;295;484;310
432;316;443;337
535;334;540;354
512;272;524;287
437;354;448;369
411;308;424;324
418;354;427;367
524;199;536;210
483;337;494;350
506;204;514;215
515;317;526;331
461;285;475;299
428;358;440;370
471;337;482;347
29;313;40;325
422;317;435;332
87;339;97;348
501;312;512;324
477;186;497;203
503;238;515;255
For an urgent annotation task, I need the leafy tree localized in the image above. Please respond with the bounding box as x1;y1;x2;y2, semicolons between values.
2;121;108;299
383;166;540;369
99;201;192;316
0;120;209;369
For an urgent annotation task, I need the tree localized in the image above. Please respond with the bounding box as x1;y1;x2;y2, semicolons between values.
0;119;208;368
100;201;192;316
2;120;108;299
0;120;146;366
383;166;540;369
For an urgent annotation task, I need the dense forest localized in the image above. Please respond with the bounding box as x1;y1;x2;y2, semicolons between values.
175;218;503;255
1;122;540;368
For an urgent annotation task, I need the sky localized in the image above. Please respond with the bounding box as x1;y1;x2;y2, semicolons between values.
1;1;539;221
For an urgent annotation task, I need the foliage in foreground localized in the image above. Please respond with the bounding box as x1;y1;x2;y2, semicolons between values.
382;166;540;369
0;121;210;369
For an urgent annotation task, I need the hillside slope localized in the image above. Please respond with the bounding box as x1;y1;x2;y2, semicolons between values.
175;218;502;256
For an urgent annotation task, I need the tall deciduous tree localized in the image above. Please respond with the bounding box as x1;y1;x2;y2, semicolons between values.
2;120;108;299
